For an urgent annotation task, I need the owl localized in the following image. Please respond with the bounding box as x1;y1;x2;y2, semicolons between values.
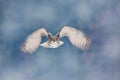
21;26;91;54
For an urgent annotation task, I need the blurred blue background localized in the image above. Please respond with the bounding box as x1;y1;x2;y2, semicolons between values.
0;0;120;80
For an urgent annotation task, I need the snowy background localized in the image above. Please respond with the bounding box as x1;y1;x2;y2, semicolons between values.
0;0;120;80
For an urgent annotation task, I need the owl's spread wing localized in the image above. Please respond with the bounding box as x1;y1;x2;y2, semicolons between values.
21;28;48;54
59;26;91;50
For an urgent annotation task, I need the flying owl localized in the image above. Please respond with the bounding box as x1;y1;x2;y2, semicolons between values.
21;26;91;54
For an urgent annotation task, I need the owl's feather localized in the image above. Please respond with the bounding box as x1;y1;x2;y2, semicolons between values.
59;26;91;50
21;28;48;53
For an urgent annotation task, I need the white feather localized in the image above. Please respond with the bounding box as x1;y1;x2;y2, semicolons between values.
41;41;64;48
21;28;48;53
60;26;91;50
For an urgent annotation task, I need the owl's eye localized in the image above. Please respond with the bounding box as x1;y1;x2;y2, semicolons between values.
57;35;59;37
50;37;53;40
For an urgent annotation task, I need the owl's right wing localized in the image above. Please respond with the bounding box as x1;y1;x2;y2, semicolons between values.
21;28;49;54
59;26;91;50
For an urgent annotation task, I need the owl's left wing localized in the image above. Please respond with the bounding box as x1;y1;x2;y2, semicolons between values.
21;28;48;54
59;26;91;50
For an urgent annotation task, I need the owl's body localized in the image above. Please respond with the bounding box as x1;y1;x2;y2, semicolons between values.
21;26;91;54
41;40;64;48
